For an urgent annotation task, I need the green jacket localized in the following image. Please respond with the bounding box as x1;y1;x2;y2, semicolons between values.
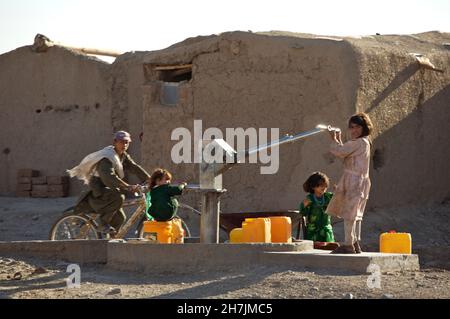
299;192;335;242
148;184;184;221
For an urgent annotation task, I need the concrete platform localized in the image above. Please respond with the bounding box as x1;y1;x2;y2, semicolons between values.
106;241;313;273
0;240;108;263
261;250;420;273
106;242;419;274
0;240;420;274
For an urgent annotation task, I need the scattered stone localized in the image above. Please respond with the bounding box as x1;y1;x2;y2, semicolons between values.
32;267;48;275
107;288;122;295
382;294;394;299
310;287;319;292
343;293;354;299
13;272;22;280
32;215;40;221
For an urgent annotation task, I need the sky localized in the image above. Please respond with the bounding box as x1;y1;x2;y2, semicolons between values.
1;0;449;60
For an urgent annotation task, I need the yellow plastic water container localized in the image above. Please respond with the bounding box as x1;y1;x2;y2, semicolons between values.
229;228;244;243
379;231;412;254
269;216;292;243
142;219;184;244
242;218;271;243
171;218;185;244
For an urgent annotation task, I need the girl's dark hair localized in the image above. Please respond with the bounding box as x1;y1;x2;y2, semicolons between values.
303;172;330;194
348;112;374;138
150;168;172;188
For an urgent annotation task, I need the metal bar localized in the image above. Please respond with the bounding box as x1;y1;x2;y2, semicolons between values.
244;124;340;159
115;203;146;239
200;192;221;243
217;124;340;172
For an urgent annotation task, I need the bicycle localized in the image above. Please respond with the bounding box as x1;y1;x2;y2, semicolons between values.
48;184;201;241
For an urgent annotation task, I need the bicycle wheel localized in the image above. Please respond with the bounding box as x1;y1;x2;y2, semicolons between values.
136;217;191;239
49;210;100;240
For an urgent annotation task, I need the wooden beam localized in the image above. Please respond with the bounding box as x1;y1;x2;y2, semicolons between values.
32;34;123;57
153;64;192;71
62;45;122;57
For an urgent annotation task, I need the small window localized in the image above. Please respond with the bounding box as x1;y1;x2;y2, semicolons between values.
154;64;192;82
160;82;180;106
143;64;193;106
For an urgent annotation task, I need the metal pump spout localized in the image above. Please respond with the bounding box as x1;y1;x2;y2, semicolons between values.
207;124;340;177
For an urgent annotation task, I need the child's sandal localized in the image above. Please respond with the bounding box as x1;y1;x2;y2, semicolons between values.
330;244;356;254
354;241;362;254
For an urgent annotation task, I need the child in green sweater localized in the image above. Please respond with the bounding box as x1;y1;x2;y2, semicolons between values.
299;172;335;242
147;168;187;222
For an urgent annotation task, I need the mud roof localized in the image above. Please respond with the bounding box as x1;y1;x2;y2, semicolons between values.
0;44;110;66
141;30;450;65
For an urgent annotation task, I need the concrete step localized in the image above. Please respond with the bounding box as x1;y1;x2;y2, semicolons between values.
106;241;314;273
0;240;419;274
105;242;419;274
0;240;108;263
261;250;420;273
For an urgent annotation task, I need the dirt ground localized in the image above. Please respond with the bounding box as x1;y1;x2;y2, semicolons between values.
0;255;449;299
0;196;449;299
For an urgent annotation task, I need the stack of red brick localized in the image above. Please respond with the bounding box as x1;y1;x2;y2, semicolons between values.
16;169;70;198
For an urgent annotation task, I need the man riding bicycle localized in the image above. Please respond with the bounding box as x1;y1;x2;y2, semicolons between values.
67;131;151;236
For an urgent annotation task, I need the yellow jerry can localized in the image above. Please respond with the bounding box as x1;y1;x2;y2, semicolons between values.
229;228;244;243
379;231;412;254
242;218;271;243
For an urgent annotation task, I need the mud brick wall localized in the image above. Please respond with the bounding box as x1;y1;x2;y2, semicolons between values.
141;31;450;213
3;31;449;212
15;170;69;198
16;169;39;197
